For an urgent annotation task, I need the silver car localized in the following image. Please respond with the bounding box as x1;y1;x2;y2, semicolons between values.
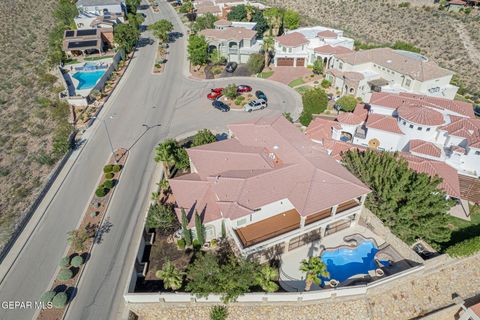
244;99;267;112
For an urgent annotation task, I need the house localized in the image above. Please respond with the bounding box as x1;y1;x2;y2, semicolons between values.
199;20;260;63
194;0;268;17
75;0;125;29
63;28;113;57
274;26;354;68
169;114;371;257
326;48;459;100
447;0;467;11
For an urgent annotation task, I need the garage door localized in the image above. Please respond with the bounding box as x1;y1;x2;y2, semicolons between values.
296;58;305;67
277;58;294;66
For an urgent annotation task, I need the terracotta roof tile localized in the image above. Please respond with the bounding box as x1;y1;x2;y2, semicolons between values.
366;114;404;134
199;26;256;41
305;117;341;143
337;112;364;125
314;45;352;55
397;104;444;126
214;19;232;26
409;139;442;158
276;32;309;47
317;30;338;38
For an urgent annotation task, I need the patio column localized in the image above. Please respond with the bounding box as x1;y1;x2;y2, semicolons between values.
331;205;338;216
320;226;326;238
283;239;290;253
300;216;306;228
360;194;367;206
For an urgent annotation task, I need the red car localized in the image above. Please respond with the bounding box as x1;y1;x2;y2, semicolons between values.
237;85;252;93
207;88;224;100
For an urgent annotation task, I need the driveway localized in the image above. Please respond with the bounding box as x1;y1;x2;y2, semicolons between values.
269;66;312;85
220;64;252;78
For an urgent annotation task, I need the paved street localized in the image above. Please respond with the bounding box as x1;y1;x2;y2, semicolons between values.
0;1;301;320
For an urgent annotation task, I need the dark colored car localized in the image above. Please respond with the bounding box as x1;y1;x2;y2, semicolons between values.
212;100;230;112
225;62;238;73
237;85;252;93
255;90;267;102
474;104;480;117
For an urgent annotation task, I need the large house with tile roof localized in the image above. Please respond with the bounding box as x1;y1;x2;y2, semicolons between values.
169;114;370;256
326;48;459;100
274;26;354;68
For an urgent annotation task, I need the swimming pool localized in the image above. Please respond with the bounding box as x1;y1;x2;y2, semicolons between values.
72;70;106;90
320;240;379;283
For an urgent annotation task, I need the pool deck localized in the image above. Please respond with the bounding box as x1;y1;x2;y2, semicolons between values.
279;225;386;292
63;58;113;97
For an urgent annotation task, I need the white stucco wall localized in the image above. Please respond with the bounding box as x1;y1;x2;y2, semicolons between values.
232;198;295;228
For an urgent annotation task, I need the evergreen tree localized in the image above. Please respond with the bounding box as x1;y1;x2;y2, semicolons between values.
221;220;226;239
195;212;205;245
342;150;454;247
181;208;192;246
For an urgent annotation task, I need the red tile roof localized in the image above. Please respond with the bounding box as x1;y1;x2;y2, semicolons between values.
199;27;256;41
337;112;364;125
276;32;309;47
409;139;442;158
314;45;353;55
366;114;404;134
305;117;341;143
448;0;466;4
397;104;444;126
440;117;480;148
214;19;232;26
317;30;338;38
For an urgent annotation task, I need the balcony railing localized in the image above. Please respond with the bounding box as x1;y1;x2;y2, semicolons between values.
305;208;332;225
336;199;361;214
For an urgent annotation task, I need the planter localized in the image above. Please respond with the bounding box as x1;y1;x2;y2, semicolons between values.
329;279;339;287
375;268;384;277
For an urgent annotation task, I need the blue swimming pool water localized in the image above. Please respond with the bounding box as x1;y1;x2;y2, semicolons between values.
72;70;106;90
320;240;378;283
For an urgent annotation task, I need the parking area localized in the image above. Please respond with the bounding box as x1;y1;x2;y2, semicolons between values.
219;64;252;78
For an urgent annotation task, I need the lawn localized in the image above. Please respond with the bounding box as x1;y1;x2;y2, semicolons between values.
295;85;310;95
442;204;480;250
258;71;273;79
288;78;305;87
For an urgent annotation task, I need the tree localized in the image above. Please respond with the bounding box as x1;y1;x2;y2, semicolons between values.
255;265;279;292
300;87;328;126
52;292;68;308
252;10;268;37
227;4;247;21
209;49;226;65
149;19;174;43
179;0;194;14
312;58;324;75
261;36;274;67
70;255;84;267
57;268;73;281
193;129;217;147
145;203;178;234
127;12;145;30
446;236;480;257
156;261;184;290
113;23;140;53
192;13;217;33
195;212;205;245
126;0;141;14
283;9;300;30
155;139;178;177
299;256;329;291
67;226;96;252
247;53;265;74
263;7;284;36
175;147;190;170
245;4;255;21
335;95;357;112
187;35;209;66
342;150;454;247
181;208;192;246
223;84;238;99
210;305;229;320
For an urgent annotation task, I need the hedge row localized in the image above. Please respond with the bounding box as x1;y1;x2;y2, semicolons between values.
446;236;480;258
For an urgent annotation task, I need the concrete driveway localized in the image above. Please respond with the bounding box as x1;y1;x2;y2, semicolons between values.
219;63;252;78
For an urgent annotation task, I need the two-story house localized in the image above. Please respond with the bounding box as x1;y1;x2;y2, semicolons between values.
75;0;125;29
169;114;371;258
274;26;354;68
199;20;260;63
326;48;459;100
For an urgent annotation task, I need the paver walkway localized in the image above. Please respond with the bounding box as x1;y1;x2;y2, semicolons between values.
268;66;311;85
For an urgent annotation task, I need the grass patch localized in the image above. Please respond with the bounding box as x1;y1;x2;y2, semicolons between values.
442;204;480;250
295;85;310;95
84;55;115;61
288;78;305;87
64;58;80;65
258;71;273;79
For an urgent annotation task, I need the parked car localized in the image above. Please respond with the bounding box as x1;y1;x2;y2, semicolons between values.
207;89;223;100
211;87;224;93
237;85;252;93
244;99;267;112
474;104;480;117
212;100;230;112
225;62;238;73
255;90;267;102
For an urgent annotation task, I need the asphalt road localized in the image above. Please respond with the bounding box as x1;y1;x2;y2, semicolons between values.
0;1;301;320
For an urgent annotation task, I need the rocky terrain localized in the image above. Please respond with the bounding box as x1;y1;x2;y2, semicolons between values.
268;0;480;96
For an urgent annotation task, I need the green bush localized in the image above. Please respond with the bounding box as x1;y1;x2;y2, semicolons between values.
192;239;201;250
104;172;114;179
300;87;328;126
321;79;331;88
335;95;357;112
103;164;114;173
71;255;84;267
57;268;73;281
210;305;228;320
247;53;265;74
177;238;186;249
112;164;121;172
90;211;98;218
103;179;114;189
52;292;68;308
95;188;107;198
59;256;70;268
40;291;56;304
446;236;480;257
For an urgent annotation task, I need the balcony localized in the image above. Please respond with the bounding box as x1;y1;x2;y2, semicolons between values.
305;208;332;225
354;126;367;139
336;199;361;214
234;209;301;248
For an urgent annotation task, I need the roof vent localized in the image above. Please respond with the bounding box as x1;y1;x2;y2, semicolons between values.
386;60;392;64
273;145;279;150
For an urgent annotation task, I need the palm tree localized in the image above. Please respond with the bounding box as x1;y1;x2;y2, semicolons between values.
264;8;284;36
262;36;274;68
245;4;255;22
299;256;329;291
154;139;178;178
155;261;184;290
255;265;279;292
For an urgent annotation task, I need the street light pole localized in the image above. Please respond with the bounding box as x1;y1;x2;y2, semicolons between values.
102;118;117;163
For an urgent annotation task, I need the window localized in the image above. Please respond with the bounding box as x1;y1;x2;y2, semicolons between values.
282;46;286;52
418;127;422;131
475;151;480;156
405;79;411;87
288;48;292;53
403;121;407;125
339;62;343;70
426;128;431;132
236;218;247;227
409;124;414;129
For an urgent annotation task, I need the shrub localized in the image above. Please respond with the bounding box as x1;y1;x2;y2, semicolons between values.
145;203;179;233
40;291;56;304
103;164;113;173
192;239;201;250
300;87;328;126
59;256;70;268
335;95;357;112
446;236;480;257
112;164;121;172
313;59;324;75
192;129;216;147
247;53;265;74
52;292;68;308
223;84;238;99
71;255;84;267
210;239;218;248
90;211;98;218
103;179;114;189
177;238;186;249
210;305;228;320
95;188;107;198
57;268;73;281
104;172;114;179
321;79;331;88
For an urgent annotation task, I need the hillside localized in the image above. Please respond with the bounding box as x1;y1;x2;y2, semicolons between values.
0;0;70;248
268;0;480;96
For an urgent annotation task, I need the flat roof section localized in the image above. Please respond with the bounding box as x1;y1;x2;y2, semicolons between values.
67;40;98;49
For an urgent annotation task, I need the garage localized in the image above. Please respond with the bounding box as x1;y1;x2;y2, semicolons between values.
276;57;294;66
296;58;305;67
